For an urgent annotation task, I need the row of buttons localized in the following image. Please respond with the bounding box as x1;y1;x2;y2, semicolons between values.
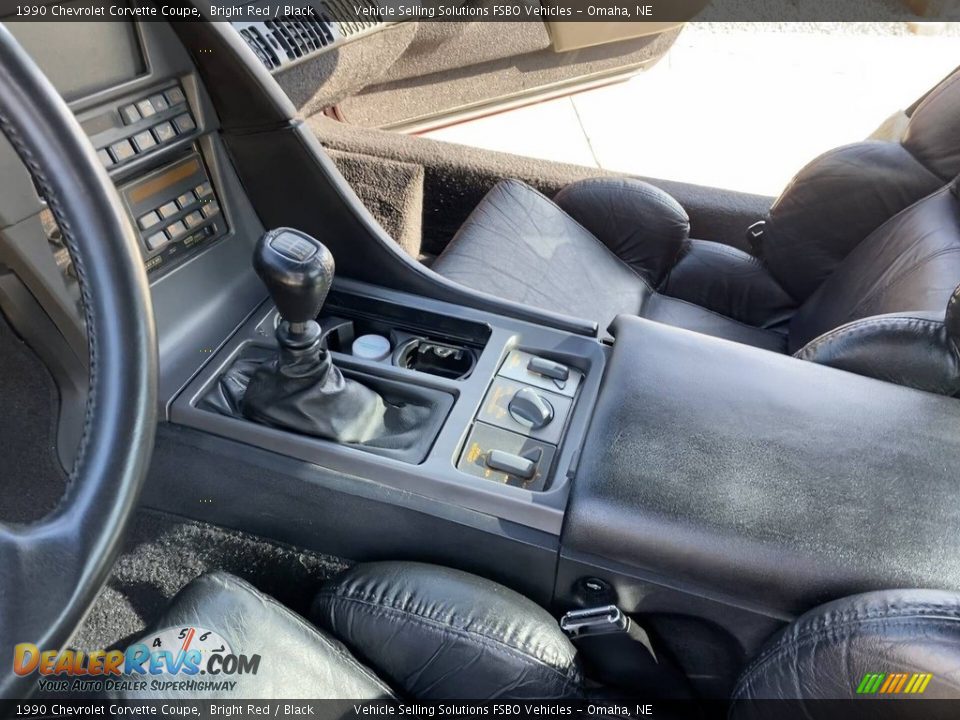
139;183;220;252
119;86;186;125
97;85;196;169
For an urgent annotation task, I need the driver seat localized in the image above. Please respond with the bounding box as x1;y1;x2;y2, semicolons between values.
119;562;960;704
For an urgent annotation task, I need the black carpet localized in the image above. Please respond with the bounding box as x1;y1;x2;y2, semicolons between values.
72;509;350;651
0;311;67;524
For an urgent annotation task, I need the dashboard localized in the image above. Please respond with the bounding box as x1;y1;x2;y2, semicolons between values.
0;18;271;447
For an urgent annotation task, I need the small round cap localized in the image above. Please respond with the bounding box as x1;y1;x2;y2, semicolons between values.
351;334;392;361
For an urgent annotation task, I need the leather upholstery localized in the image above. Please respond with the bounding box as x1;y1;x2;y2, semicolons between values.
662;239;794;331
431;179;650;329
127;567;960;703
432;70;960;392
313;562;583;700
552;177;690;287
120;572;394;700
731;589;960;703
758;142;943;301
760;68;960;302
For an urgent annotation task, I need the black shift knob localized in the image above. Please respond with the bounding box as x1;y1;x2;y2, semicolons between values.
254;228;335;325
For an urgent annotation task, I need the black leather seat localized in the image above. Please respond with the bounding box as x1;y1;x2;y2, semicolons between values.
432;68;960;393
123;562;960;704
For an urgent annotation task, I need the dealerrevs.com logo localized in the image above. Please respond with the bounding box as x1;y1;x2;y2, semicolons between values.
13;626;260;694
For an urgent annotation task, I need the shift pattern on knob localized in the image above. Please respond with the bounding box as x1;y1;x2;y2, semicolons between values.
254;227;335;325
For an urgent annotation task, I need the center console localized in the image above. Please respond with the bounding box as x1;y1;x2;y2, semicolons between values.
171;262;607;534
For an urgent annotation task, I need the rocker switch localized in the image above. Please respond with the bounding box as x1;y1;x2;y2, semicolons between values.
485;449;538;480
528;357;570;382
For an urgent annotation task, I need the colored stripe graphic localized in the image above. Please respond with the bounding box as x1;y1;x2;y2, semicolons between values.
856;672;932;695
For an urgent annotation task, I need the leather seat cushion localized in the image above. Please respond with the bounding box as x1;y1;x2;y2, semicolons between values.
640;293;787;353
732;589;960;704
431;178;648;329
117;572;394;700
434;179;786;351
312;561;584;700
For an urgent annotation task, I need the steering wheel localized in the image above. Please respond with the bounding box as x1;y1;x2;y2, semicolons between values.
0;27;158;697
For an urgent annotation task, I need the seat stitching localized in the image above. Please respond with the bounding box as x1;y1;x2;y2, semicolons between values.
795;316;947;359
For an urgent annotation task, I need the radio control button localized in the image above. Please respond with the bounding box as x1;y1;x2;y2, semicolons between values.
135;99;156;118
201;200;220;217
152;122;176;144
97;149;114;168
157;202;179;219
176;191;196;209
120;104;140;125
109;140;136;163
145;231;168;251
166;221;187;239
132;131;157;152
165;87;186;106
195;182;212;198
149;94;169;112
184;211;204;228
173;113;196;133
138;211;161;230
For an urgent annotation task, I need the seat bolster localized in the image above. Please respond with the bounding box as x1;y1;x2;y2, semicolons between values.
313;562;583;700
661;239;795;330
794;310;960;395
554;177;690;287
731;589;960;704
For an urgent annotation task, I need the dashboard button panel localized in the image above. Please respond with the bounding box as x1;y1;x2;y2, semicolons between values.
120;153;227;277
87;81;196;170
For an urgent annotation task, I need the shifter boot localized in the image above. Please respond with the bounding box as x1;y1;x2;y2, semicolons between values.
207;344;434;449
243;348;390;444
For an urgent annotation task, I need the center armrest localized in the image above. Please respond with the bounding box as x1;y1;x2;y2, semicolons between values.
563;314;960;615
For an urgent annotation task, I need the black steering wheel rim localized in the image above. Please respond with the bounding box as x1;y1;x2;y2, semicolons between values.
0;26;157;698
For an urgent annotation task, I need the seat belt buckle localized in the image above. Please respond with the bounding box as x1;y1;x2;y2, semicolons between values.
746;220;766;256
561;605;632;638
561;606;691;698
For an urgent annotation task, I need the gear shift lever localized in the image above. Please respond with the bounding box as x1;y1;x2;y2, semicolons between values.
206;227;434;448
253;228;335;352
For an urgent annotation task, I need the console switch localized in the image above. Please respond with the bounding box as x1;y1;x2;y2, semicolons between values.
486;449;538;480
499;350;582;398
457;422;555;491
528;356;569;382
508;387;554;429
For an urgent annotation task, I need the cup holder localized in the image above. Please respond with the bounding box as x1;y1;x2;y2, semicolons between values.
392;338;476;380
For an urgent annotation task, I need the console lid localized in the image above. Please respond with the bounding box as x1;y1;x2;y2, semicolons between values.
563;314;960;615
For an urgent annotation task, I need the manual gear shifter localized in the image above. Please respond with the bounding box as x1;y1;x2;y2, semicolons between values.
233;228;404;444
253;228;333;356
